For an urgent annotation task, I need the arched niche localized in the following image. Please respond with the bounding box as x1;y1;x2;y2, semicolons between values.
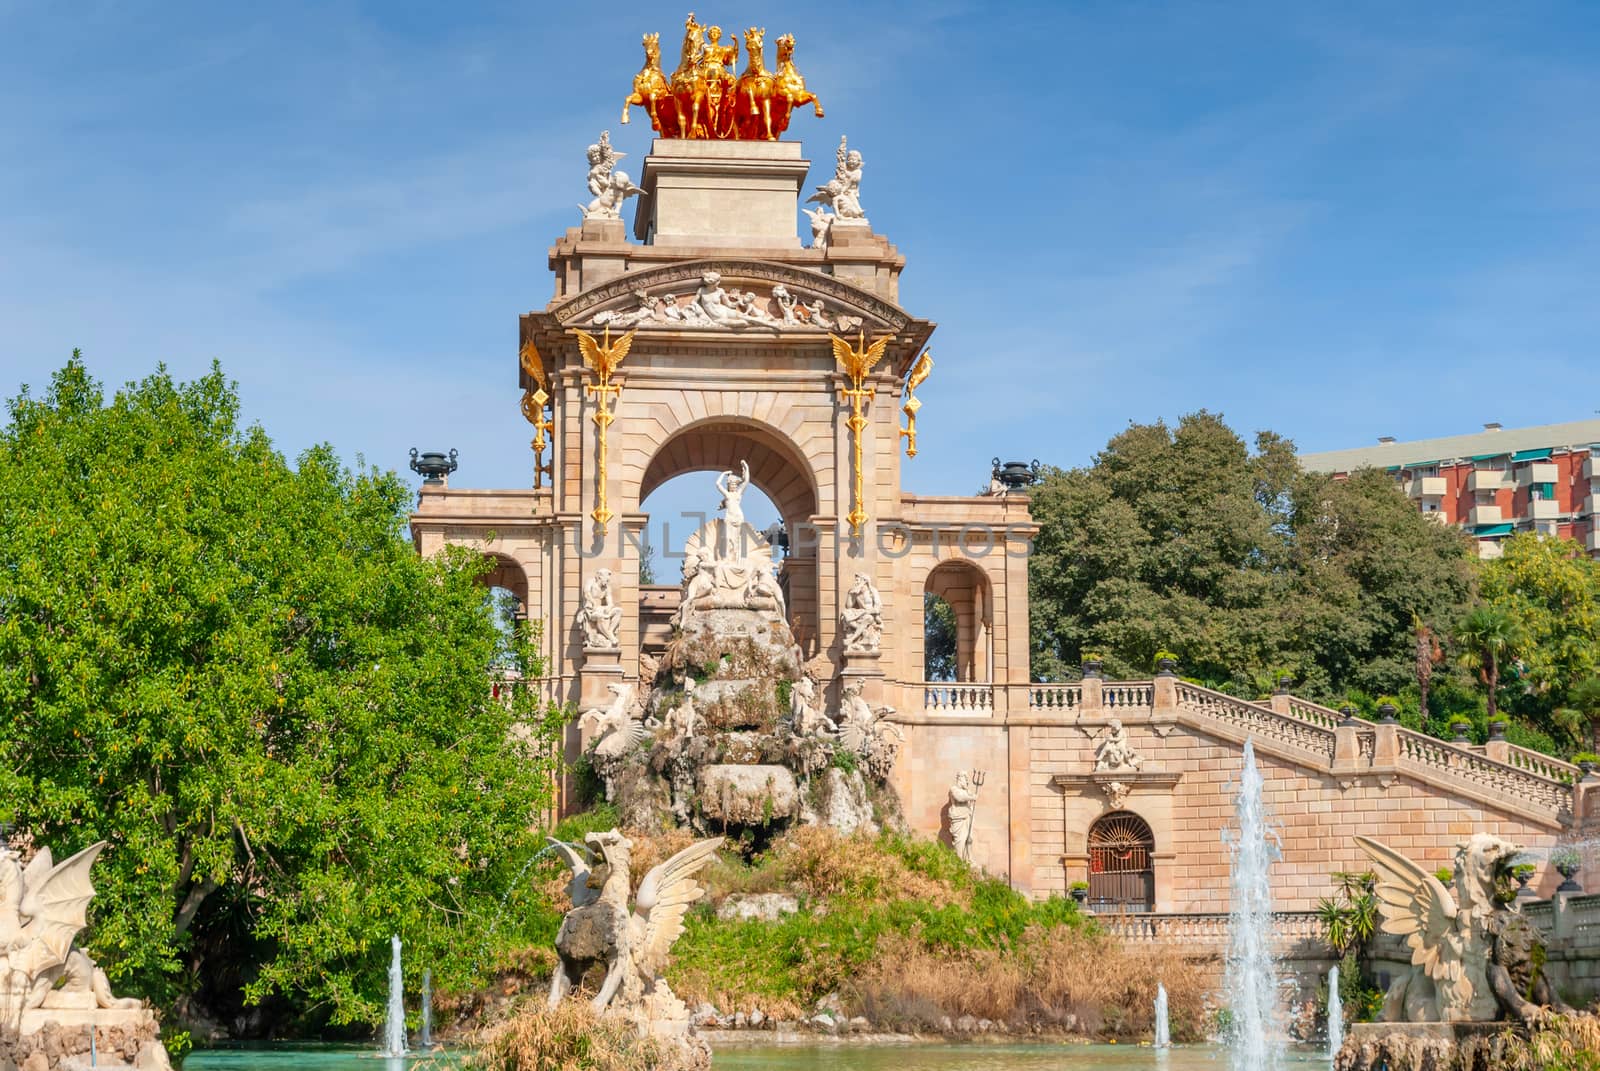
924;559;993;683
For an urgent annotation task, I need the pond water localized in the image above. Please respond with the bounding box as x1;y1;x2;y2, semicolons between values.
186;1040;1333;1071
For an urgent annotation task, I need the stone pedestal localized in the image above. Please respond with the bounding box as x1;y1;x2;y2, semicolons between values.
578;647;625;745
634;139;811;248
840;649;885;705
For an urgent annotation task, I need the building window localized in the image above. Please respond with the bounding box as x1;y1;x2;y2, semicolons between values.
1087;812;1156;913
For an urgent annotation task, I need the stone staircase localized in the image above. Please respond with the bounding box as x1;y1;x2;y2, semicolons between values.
918;676;1583;829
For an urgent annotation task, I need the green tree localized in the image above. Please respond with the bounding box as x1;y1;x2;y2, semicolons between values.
1478;533;1600;743
0;356;564;1028
1455;605;1524;722
924;592;957;682
1027;412;1474;700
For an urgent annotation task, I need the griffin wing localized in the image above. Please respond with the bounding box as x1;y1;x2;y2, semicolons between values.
519;338;547;389
860;333;891;375
828;333;858;376
906;349;933;392
576;330;603;374
12;841;106;980
631;836;723;978
1355;835;1461;983
605;329;636;370
546;836;600;908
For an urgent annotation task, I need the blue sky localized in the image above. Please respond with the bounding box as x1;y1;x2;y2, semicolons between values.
4;1;1599;535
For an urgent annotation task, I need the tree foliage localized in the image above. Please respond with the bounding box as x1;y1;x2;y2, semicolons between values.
924;592;957;682
1028;411;1476;702
0;356;564;1028
1476;532;1600;747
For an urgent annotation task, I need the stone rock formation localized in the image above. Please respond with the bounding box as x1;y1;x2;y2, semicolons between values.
581;464;901;842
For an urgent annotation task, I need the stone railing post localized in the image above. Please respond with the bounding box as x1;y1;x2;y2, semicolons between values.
1372;703;1400;767
1152;671;1177;713
1484;719;1509;764
1079;675;1103;714
1269;676;1293;716
1333;705;1362;771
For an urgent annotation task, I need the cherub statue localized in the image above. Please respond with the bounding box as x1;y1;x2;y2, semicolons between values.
772;284;800;323
661;679;702;742
840;572;883;654
580;132;644;221
1092;718;1143;773
802;205;832;252
807;136;866;223
576;568;623;649
546;829;723;1021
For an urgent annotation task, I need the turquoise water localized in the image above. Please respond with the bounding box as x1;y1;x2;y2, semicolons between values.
187;1041;1332;1071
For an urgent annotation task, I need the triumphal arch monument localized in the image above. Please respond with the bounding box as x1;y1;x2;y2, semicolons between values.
412;17;1596;914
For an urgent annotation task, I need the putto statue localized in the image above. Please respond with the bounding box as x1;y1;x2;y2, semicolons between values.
805;135;867;247
840;573;883;654
547;829;723;1040
577;568;624;649
1358;834;1575;1023
1093;718;1143;773
623;15;821;140
580;131;644;221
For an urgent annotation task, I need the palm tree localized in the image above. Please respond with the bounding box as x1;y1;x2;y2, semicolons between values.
1456;607;1524;722
1413;615;1442;721
1563;676;1600;752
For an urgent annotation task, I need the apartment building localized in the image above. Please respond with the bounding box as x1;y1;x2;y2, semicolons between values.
1299;419;1600;559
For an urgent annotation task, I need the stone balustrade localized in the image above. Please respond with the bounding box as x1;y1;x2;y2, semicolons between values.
1503;743;1580;783
1103;682;1154;708
923;683;994;715
1098;909;1323;945
1394;727;1572;816
1175;682;1338;761
1028;683;1081;711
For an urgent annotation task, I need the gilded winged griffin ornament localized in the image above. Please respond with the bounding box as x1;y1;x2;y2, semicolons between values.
576;326;636;533
831;330;890;535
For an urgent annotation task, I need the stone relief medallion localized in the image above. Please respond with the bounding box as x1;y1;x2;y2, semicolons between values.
1102;780;1131;810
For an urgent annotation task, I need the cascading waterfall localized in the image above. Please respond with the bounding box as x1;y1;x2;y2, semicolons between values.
382;935;407;1057
420;969;434;1050
1154;981;1170;1048
1224;739;1284;1071
1326;964;1343;1060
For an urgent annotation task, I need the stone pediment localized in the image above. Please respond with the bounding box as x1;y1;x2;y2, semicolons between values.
548;259;911;335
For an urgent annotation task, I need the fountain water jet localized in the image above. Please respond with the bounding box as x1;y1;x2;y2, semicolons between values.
1326;964;1342;1060
420;969;433;1050
382;935;406;1057
1154;981;1170;1048
1223;739;1284;1071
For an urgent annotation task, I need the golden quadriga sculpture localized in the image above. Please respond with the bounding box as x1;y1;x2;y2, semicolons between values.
623;14;822;140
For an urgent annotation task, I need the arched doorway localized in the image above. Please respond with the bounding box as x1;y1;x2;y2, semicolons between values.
634;418;822;658
1087;812;1155;913
923;560;992;682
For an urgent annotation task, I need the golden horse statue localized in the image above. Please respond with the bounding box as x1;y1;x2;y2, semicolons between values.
620;32;679;136
771;33;824;134
625;15;821;140
732;27;778;140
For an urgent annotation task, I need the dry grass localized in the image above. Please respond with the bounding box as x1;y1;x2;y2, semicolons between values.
472;1002;692;1071
847;927;1210;1040
760;826;960;906
1495;1013;1600;1071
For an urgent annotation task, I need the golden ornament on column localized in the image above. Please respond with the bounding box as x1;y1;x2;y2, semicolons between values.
899;349;933;458
830;329;890;536
576;325;636;535
519;339;556;488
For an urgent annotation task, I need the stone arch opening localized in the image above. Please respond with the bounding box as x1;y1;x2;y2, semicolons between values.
475;552;530;675
1087;811;1156;913
924;560;992;682
634;418;822;659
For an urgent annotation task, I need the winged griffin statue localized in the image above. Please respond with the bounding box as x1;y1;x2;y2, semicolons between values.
546;830;722;1033
0;840;114;1030
1357;833;1576;1023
